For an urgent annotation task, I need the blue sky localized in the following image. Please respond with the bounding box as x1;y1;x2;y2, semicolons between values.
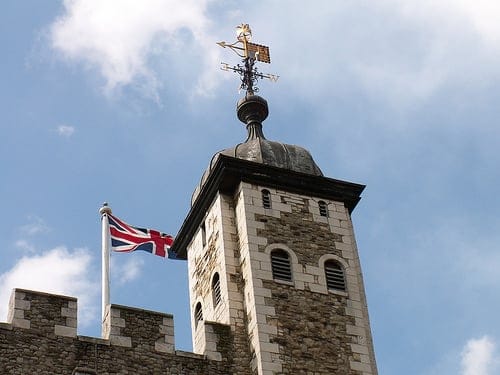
1;1;500;374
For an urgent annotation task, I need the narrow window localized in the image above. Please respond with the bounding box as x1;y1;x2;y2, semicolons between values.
194;302;203;327
271;249;292;282
212;272;222;308
262;189;272;209
324;260;346;291
201;222;206;247
318;200;328;217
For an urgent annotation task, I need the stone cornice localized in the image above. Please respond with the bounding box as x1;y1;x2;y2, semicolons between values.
172;155;365;260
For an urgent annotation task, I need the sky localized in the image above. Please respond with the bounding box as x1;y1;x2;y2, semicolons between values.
1;1;500;374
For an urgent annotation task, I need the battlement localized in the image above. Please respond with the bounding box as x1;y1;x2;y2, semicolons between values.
7;288;77;337
102;303;175;352
0;289;234;374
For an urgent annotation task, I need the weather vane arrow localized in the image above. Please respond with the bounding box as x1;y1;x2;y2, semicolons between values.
217;24;279;95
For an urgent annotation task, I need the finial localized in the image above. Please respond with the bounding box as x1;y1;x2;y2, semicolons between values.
218;24;279;95
99;202;112;216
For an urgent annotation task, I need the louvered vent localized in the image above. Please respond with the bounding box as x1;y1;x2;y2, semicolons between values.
325;260;346;291
318;200;328;217
262;189;272;209
271;249;292;282
212;273;222;307
194;302;203;327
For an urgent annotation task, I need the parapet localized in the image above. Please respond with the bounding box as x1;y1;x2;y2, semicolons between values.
102;303;175;353
1;289;233;373
7;288;77;337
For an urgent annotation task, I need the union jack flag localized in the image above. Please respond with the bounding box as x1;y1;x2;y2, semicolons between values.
107;214;175;259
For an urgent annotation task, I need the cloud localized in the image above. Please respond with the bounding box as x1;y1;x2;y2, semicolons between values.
111;256;144;285
0;247;98;327
49;0;213;98
461;336;499;375
14;240;36;253
19;215;50;236
239;1;500;109
57;125;75;137
46;1;500;106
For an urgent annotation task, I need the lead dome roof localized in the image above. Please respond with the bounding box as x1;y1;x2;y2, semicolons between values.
191;94;323;205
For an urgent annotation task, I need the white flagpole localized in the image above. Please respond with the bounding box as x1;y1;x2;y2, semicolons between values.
99;202;112;325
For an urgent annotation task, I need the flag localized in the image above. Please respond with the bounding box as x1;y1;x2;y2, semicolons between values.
107;213;175;259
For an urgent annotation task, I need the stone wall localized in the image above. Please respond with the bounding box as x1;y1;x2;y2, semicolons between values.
187;194;255;374
0;289;232;374
233;182;378;375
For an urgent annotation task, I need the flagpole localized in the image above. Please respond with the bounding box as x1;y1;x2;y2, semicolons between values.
99;202;112;326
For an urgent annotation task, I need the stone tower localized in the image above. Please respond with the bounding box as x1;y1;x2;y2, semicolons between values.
171;94;378;374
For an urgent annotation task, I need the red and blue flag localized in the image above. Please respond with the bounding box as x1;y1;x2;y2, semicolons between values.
107;214;175;259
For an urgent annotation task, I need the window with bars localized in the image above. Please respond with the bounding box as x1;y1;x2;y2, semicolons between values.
324;260;346;291
212;272;222;308
194;302;203;327
271;249;292;282
262;189;272;209
318;200;328;217
200;222;207;247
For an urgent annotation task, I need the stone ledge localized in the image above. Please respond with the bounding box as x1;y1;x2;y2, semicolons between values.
54;324;76;338
77;335;110;345
0;322;12;331
175;350;205;359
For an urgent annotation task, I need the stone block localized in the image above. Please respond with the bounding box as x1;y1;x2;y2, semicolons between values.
350;360;372;373
54;324;76;338
345;307;363;318
110;335;132;347
308;283;328;294
351;343;369;355
12;318;30;329
61;306;77;318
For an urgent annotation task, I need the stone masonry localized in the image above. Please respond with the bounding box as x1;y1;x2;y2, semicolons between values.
0;289;233;374
186;180;377;375
1;149;378;374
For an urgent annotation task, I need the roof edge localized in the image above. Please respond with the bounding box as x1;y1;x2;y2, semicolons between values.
172;155;365;259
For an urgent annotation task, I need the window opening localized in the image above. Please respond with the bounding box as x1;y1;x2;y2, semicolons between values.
262;189;272;209
212;273;222;308
194;302;203;327
318;200;328;217
201;222;206;247
271;249;292;282
325;260;346;291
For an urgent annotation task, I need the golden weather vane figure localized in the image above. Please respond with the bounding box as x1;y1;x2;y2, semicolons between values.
217;24;279;95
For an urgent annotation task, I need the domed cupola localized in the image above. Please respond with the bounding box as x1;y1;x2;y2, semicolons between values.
191;94;323;205
218;94;323;176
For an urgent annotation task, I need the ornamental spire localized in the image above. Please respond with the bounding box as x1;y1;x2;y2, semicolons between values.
217;24;279;95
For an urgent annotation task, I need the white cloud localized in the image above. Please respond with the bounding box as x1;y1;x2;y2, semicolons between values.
111;256;144;285
50;0;213;98
461;336;499;375
46;1;500;106
240;1;500;108
0;247;98;327
57;124;75;137
19;215;50;236
14;240;36;253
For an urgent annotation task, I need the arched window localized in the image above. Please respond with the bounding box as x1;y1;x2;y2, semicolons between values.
271;249;292;282
318;200;328;217
262;189;272;209
194;302;203;327
324;260;346;291
212;272;222;308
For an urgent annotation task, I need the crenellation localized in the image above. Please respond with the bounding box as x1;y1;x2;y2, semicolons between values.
1;291;236;374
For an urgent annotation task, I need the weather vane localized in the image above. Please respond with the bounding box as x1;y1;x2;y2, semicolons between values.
217;24;279;95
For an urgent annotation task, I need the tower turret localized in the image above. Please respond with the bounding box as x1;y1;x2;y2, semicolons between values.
171;24;378;375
